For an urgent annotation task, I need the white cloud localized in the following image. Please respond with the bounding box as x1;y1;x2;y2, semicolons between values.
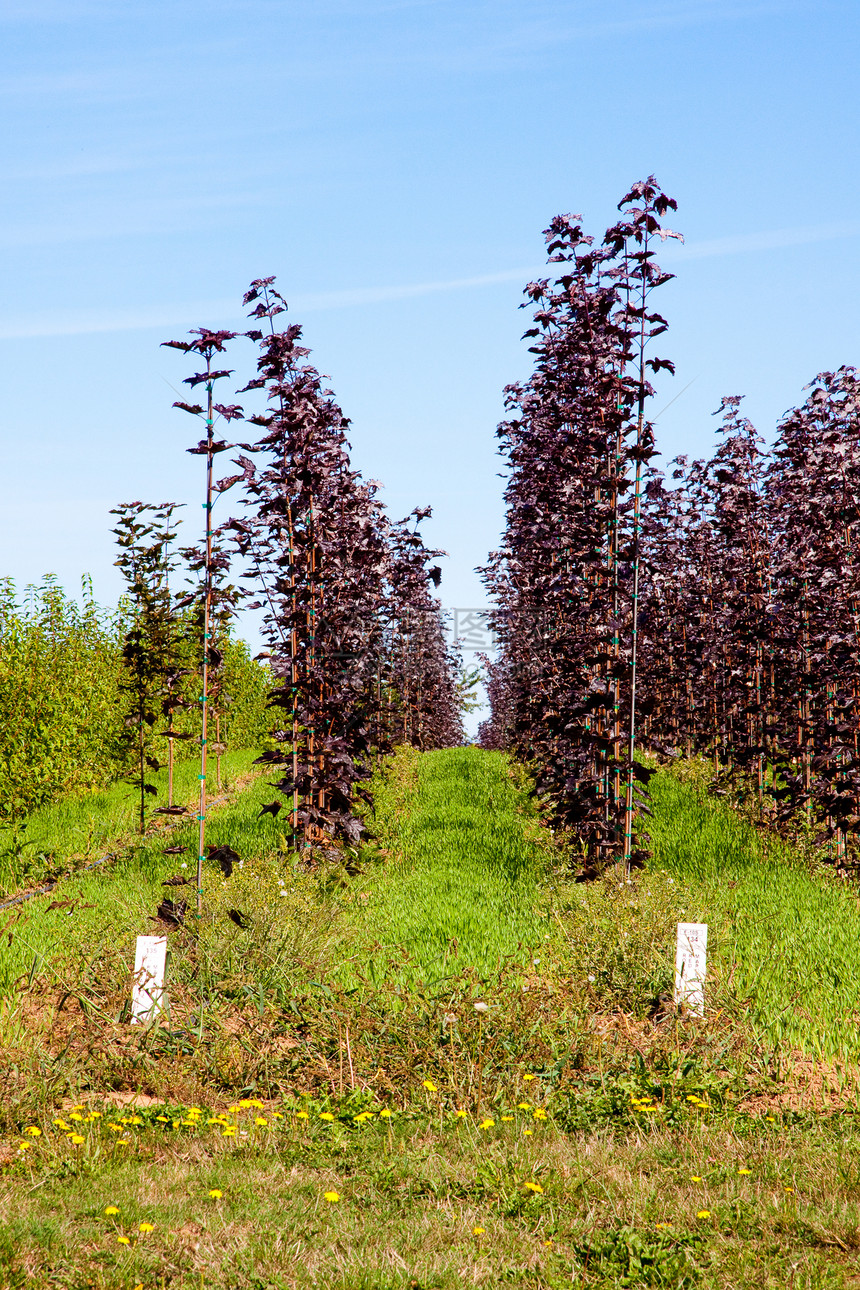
668;222;860;260
0;191;265;250
0;219;854;340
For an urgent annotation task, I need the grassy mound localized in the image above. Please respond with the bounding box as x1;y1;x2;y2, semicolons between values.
343;745;551;988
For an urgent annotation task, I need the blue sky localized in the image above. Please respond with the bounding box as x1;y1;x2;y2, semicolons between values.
2;0;858;699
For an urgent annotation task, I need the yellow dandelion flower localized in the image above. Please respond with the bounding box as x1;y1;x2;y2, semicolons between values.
479;1118;495;1130
86;1111;102;1120
180;1119;198;1128
186;1106;202;1115
24;1126;41;1137
379;1109;393;1119
517;1102;531;1110
766;1116;775;1123
523;1073;535;1082
129;1116;142;1125
239;1099;254;1109
454;1109;467;1118
208;1189;223;1199
323;1190;340;1203
319;1112;335;1122
221;1127;236;1137
532;1109;547;1120
108;1123;123;1133
524;1181;544;1194
69;1113;84;1122
473;1225;486;1236
53;1119;70;1130
655;1222;670;1229
543;1239;553;1248
116;1138;130;1146
227;1104;242;1113
104;1206;120;1216
738;1168;752;1176
272;1112;284;1119
250;1099;265;1109
17;1141;32;1151
117;1235;130;1245
68;1134;85;1145
138;1222;154;1234
422;1080;437;1092
71;1104;85;1111
352;1112;373;1123
690;1176;703;1183
501;1115;514;1122
696;1210;711;1219
784;1186;795;1194
523;1128;533;1136
295;1111;309;1120
255;1117;268;1126
156;1115;169;1123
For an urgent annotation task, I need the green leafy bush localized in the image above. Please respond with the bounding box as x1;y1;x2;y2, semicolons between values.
0;576;269;822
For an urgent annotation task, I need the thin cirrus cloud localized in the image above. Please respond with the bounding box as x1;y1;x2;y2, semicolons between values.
675;222;860;259
0;191;267;251
0;220;856;341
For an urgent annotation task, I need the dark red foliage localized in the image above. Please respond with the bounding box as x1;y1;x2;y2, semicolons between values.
482;180;860;869
167;280;462;850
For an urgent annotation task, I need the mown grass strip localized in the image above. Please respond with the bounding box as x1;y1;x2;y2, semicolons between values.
344;746;552;991
4;1089;860;1289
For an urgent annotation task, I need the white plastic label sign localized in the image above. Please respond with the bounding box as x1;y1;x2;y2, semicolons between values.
674;923;707;1016
131;935;167;1024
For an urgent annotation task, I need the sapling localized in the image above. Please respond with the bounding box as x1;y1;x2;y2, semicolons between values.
162;328;243;917
111;501;184;833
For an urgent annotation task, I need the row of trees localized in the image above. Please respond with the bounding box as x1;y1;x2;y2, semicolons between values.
479;178;860;870
158;279;462;867
639;370;860;861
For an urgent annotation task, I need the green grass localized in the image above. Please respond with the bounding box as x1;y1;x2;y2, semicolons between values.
5;1092;860;1288
0;749;258;898
0;751;278;996
648;768;860;1064
342;745;552;990
7;746;860;1286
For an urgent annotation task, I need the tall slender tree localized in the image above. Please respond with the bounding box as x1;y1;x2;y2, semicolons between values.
162;328;243;918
